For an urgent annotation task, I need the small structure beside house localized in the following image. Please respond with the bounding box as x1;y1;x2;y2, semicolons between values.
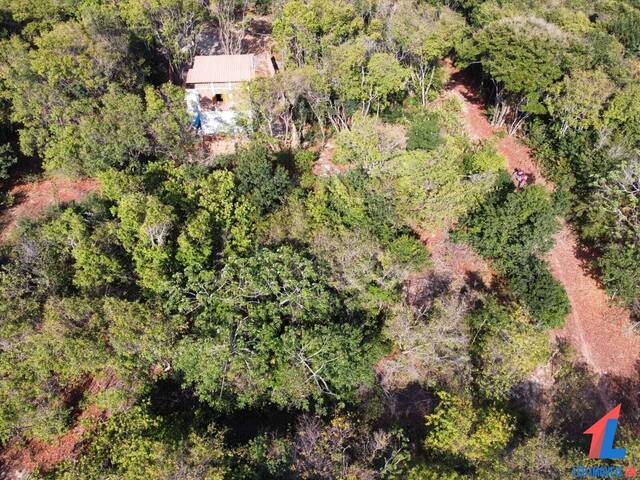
185;53;276;135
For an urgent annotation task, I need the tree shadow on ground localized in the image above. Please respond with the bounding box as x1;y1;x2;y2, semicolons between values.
543;342;640;452
380;382;436;445
447;63;487;106
404;270;452;312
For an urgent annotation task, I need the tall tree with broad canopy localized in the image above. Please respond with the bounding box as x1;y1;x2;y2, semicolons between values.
118;0;207;81
172;246;383;410
273;0;364;68
387;1;466;106
461;16;570;133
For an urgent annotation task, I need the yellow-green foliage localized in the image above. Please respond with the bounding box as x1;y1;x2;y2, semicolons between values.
52;406;229;480
546;69;614;133
476;433;576;479
42;209;125;291
307;176;369;230
475;305;551;399
334;113;404;166
619;428;640;473
425;391;515;465
406;464;470;479
377;136;494;232
464;141;506;173
430;95;466;137
605;83;640;140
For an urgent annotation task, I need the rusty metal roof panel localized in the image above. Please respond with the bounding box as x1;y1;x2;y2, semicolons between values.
186;54;255;84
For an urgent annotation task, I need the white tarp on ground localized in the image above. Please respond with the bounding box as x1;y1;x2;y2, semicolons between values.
185;89;243;135
200;110;240;135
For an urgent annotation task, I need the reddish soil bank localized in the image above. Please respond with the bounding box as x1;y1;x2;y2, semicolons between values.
0;177;98;241
312;138;352;176
0;373;117;479
0;405;106;478
419;229;492;291
445;59;640;377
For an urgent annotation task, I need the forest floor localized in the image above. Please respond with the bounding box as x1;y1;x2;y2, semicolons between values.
418;229;492;293
196;15;273;56
0;176;98;242
0;375;115;479
312;138;353;176
444;60;640;379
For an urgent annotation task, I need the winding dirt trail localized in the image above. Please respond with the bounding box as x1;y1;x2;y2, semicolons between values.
445;62;640;378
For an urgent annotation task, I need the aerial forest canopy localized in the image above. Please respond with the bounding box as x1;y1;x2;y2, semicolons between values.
0;0;639;478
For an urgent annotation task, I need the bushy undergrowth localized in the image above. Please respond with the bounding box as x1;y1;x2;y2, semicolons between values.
406;111;443;152
454;174;569;327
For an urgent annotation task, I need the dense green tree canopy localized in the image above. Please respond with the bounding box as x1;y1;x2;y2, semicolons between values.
173;245;382;410
1;0;638;477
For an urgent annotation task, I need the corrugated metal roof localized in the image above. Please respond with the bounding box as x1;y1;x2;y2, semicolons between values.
186;54;256;84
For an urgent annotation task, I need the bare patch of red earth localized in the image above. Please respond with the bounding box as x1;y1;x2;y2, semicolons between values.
0;176;98;241
0;374;117;479
445;59;640;378
0;176;100;478
0;405;106;478
312;138;352;176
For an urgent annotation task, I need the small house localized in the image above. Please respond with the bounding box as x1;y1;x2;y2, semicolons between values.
185;53;275;135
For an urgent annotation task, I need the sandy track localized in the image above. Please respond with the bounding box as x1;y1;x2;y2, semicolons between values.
446;61;640;377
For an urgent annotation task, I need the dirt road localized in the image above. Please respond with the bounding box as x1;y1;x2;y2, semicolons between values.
446;63;640;377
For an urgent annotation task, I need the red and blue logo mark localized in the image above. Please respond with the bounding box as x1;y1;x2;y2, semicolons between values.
572;404;636;478
585;404;626;460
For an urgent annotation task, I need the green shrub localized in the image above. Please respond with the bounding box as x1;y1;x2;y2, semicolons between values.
387;234;430;270
334;113;404;167
381;145;494;233
454;183;560;263
597;243;640;307
0;144;16;181
294;149;316;190
503;256;570;328
0;191;13;209
469;298;551;399
454;178;569;327
233;144;290;214
424;391;514;466
430;95;465;135
406;111;442;151
609;8;640;55
464;142;505;173
406;464;468;480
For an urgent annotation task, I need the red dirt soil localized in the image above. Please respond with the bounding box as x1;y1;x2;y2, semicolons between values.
312;138;352;176
445;60;640;377
419;229;492;290
0;405;106;478
0;177;98;241
0;374;117;479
